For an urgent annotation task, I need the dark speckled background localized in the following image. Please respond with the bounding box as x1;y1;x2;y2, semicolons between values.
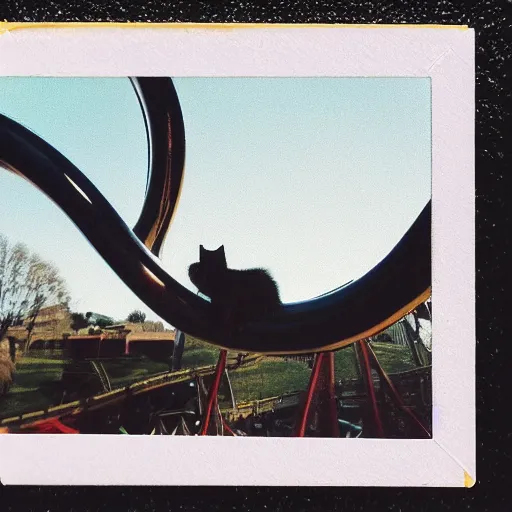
0;1;510;510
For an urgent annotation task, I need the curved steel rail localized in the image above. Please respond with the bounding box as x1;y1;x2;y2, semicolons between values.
0;77;431;355
130;77;186;257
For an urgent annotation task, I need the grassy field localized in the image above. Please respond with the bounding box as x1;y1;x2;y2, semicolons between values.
0;353;171;419
0;355;66;418
368;342;418;374
180;336;221;369
181;336;418;405
102;358;170;388
0;338;419;420
334;348;359;380
225;359;310;404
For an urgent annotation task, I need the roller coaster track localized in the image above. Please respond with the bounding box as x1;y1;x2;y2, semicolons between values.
0;77;431;355
0;353;263;428
90;360;112;393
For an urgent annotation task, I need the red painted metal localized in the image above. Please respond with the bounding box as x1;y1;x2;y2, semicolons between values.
19;417;79;434
326;352;340;437
366;342;431;438
295;353;324;437
294;352;340;437
222;415;237;436
200;349;228;436
359;340;385;438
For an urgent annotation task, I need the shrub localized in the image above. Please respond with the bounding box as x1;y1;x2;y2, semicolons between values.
0;340;15;396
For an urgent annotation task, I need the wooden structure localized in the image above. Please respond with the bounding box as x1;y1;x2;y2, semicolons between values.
62;327;175;361
6;304;72;350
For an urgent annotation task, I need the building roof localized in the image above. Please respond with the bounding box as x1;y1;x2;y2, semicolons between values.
65;331;175;343
67;335;104;341
127;331;175;342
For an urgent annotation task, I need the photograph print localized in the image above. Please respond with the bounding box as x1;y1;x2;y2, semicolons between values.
0;74;433;439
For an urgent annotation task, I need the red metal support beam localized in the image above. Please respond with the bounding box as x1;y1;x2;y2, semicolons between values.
325;352;340;437
294;352;324;437
358;340;385;438
222;415;237;436
294;352;340;437
200;349;227;436
365;341;431;438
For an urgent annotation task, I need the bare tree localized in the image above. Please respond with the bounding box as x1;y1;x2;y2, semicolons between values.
141;320;165;332
0;233;70;351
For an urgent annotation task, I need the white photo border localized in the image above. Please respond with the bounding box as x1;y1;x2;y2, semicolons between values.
0;23;475;487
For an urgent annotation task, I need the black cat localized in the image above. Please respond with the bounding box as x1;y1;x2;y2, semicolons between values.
188;245;281;331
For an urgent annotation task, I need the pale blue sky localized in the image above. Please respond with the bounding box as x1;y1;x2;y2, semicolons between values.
0;77;431;326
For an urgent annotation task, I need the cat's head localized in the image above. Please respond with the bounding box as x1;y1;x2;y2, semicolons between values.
188;245;227;295
199;244;227;269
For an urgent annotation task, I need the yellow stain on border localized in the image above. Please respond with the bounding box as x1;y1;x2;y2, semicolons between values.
0;22;469;35
464;470;475;488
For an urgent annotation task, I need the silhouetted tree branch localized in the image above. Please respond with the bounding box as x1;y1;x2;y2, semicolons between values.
0;233;70;351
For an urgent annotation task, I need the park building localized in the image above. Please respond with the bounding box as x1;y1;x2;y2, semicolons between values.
5;306;175;361
64;324;175;361
6;304;72;351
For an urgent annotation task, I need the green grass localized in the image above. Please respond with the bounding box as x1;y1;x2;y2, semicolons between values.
334;347;360;380
370;342;417;374
180;335;223;368
0;354;171;419
181;347;220;368
225;359;311;405
165;336;419;406
182;335;312;406
0;338;419;420
332;342;417;381
182;336;215;351
102;359;171;388
0;356;66;418
17;357;67;366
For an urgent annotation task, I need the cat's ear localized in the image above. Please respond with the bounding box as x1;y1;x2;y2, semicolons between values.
199;245;205;258
217;245;226;260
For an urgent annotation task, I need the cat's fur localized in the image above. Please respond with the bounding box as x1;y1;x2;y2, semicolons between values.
188;245;281;330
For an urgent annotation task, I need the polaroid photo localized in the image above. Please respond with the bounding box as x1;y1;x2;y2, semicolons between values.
0;23;475;487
